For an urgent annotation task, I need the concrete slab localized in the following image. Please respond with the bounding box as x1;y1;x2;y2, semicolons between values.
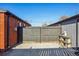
13;41;60;49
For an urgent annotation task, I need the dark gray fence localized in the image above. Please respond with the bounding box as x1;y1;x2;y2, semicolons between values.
23;26;61;42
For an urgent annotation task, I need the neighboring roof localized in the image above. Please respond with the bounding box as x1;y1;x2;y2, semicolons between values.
0;9;31;26
48;14;79;26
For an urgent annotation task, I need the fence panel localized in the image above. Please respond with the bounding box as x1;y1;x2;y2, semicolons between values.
23;26;61;42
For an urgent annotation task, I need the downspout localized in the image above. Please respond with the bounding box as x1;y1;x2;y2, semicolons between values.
7;15;10;48
76;19;78;47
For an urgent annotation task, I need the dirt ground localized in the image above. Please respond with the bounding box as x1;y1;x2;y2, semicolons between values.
13;40;61;49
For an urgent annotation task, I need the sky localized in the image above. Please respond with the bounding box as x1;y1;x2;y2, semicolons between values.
0;3;79;26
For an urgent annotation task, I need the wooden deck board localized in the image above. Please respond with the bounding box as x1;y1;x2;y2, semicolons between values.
2;48;77;56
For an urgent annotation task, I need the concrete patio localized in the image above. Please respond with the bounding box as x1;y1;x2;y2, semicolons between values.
13;41;60;49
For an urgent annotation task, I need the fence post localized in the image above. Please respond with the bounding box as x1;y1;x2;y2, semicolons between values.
40;27;41;43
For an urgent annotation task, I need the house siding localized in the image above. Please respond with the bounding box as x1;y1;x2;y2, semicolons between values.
78;20;79;47
0;13;5;49
48;15;79;47
61;19;77;47
0;11;31;51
